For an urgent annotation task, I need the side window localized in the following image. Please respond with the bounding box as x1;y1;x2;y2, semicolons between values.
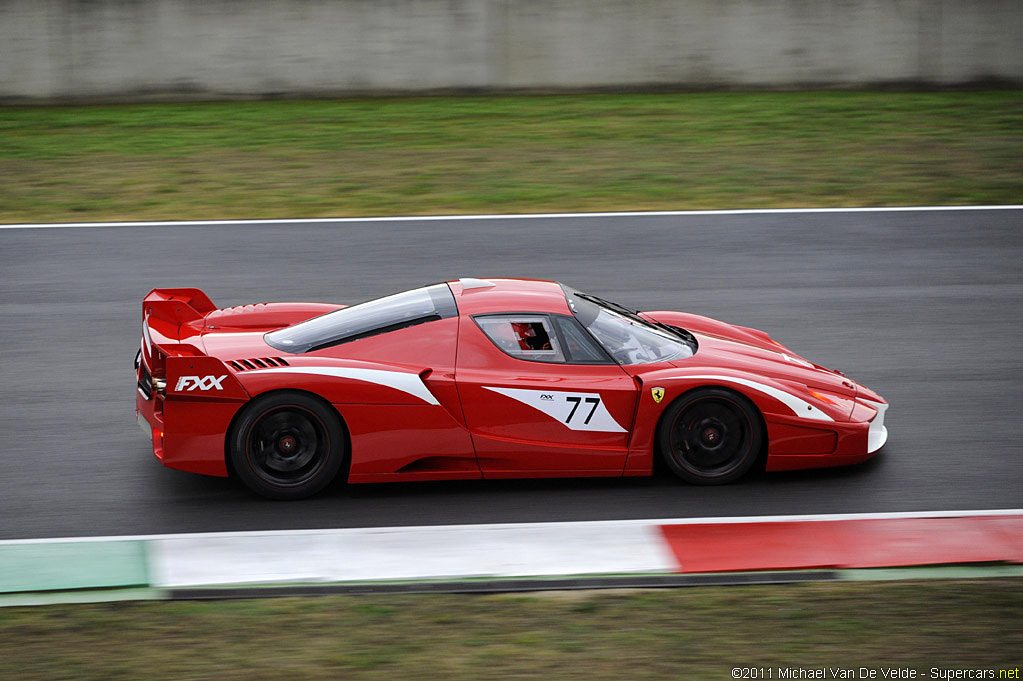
475;315;565;363
552;315;613;364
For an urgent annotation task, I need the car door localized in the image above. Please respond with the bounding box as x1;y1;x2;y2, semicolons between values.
455;312;638;477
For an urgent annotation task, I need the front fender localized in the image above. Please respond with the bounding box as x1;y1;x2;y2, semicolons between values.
623;368;850;475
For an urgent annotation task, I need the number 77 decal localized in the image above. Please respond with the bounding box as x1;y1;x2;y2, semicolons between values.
565;396;601;425
484;387;627;433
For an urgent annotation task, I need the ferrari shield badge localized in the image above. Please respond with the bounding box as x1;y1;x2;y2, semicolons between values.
651;387;665;403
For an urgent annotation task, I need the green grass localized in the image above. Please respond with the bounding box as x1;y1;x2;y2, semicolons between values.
0;92;1021;222
0;580;1020;679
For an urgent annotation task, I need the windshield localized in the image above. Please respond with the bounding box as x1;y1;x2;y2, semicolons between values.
265;283;457;353
563;288;695;365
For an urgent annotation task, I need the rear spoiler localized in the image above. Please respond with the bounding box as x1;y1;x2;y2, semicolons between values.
143;288;216;325
143;288;217;345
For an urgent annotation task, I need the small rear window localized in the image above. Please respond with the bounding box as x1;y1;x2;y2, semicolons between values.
475;315;565;363
265;284;457;353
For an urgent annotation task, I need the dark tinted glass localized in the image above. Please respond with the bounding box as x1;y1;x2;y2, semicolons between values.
265;284;457;353
553;315;613;363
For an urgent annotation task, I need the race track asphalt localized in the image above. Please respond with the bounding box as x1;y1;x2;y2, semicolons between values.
1;209;1020;539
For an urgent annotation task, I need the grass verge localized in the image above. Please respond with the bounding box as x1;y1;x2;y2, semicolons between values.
0;580;1020;679
1;91;1021;223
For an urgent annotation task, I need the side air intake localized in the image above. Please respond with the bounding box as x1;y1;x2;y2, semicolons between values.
228;357;290;371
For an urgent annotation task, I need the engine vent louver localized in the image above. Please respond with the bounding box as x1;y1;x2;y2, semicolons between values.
228;357;290;372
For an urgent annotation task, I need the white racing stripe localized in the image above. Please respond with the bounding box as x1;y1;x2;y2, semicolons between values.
244;366;439;405
681;375;834;421
1;205;1019;230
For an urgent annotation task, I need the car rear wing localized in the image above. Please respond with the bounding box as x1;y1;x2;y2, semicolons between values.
142;288;218;347
141;288;216;376
139;289;249;400
143;288;217;328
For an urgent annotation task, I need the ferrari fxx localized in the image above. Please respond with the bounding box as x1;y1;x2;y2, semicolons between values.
135;278;888;499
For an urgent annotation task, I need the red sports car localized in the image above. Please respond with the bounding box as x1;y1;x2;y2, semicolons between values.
135;278;888;499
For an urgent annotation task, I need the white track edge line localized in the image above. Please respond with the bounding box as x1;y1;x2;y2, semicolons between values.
2;509;1021;545
2;205;1021;230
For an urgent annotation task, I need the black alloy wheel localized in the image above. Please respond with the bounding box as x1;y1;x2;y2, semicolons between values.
230;392;345;500
659;388;763;485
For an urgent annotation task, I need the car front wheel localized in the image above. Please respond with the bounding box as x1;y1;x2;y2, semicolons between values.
659;388;763;485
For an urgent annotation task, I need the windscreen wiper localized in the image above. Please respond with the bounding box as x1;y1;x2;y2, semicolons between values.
578;293;693;343
576;293;644;321
639;315;692;340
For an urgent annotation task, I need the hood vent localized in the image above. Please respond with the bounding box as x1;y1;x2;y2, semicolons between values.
228;357;290;371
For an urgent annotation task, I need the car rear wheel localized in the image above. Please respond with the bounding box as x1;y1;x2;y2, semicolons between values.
229;392;345;500
659;388;763;485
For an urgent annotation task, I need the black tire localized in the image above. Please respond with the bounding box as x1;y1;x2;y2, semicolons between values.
658;388;763;485
229;391;345;500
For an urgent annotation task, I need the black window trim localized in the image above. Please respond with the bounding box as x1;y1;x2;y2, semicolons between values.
472;312;616;366
303;314;443;353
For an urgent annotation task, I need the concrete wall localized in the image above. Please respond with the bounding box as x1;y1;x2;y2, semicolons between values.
2;0;1021;101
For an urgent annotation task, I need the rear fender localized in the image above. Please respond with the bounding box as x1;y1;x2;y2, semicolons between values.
234;359;438;407
230;359;479;481
155;355;248;478
165;355;249;401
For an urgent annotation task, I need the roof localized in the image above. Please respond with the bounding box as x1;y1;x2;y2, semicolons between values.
447;278;571;316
